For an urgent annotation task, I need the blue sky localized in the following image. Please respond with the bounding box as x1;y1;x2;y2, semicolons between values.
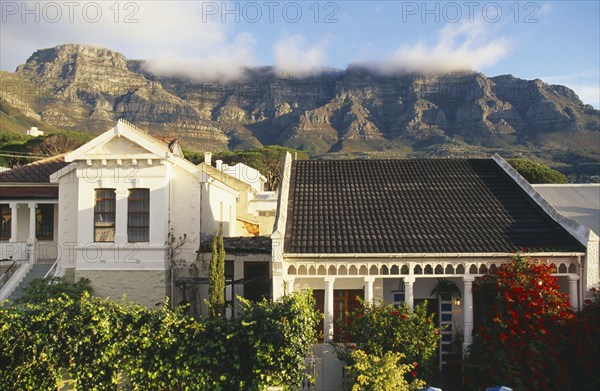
1;1;598;107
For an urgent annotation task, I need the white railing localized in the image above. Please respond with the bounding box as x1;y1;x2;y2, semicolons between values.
44;259;60;279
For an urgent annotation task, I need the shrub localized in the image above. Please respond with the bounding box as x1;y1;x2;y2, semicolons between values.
464;253;575;390
14;277;91;304
333;299;441;385
344;350;425;391
0;290;319;390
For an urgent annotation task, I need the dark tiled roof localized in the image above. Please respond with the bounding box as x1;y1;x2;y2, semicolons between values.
0;186;58;199
284;159;585;254
0;155;69;183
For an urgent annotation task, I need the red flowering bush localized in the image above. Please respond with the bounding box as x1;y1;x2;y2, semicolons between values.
333;299;441;387
464;253;575;390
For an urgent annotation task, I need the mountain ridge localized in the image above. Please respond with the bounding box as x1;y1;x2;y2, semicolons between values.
1;44;598;176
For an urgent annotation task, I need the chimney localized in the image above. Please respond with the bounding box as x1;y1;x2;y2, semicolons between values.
204;152;212;165
216;159;223;171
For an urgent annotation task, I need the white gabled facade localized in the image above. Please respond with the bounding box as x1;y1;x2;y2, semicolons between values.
15;120;270;307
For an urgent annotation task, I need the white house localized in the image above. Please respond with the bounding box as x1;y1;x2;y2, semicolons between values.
1;120;277;306
26;127;44;137
271;153;598;390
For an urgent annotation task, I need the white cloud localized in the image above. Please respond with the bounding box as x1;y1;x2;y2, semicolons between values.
0;1;257;80
355;21;511;74
273;35;328;76
563;84;599;109
143;33;257;81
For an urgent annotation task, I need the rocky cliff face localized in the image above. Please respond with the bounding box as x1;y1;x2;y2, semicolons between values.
2;44;599;164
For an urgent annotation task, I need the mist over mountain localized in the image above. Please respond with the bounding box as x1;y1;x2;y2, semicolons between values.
1;44;598;176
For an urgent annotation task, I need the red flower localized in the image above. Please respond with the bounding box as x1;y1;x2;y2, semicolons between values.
413;362;419;368
391;310;399;316
401;314;407;319
434;329;439;335
356;313;361;318
411;371;417;377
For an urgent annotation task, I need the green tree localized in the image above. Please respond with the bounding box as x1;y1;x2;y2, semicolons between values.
508;158;568;183
208;231;225;318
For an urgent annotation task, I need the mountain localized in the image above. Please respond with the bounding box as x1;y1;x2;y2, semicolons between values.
1;44;599;176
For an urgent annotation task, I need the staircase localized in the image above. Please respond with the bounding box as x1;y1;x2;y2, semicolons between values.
6;262;54;302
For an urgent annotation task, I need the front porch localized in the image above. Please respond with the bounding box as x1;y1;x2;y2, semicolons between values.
0;201;59;263
283;255;583;390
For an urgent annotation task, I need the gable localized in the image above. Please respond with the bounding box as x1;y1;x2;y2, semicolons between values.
84;137;150;157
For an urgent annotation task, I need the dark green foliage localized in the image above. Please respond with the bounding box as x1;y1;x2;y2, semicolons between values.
14;277;92;305
0;130;93;167
208;232;225;318
334;299;442;387
0;290;319;390
508;158;568;183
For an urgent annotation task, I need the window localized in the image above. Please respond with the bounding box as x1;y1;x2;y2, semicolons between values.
95;189;116;242
0;204;10;240
128;189;149;242
36;204;54;241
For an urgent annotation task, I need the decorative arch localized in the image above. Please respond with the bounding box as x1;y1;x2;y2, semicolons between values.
338;265;348;275
349;265;358;275
328;265;337;275
456;264;465;274
414;265;423;275
489;264;498;273
390;265;400;275
308;265;316;275
445;265;454;274
424;265;433;275
359;265;368;275
369;265;379;275
479;264;488;274
469;264;478;274
558;263;568;273
401;265;409;275
435;265;444;274
381;265;390;275
288;265;297;275
568;264;577;273
317;265;327;275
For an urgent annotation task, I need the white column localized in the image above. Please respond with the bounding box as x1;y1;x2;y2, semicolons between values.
567;275;580;310
284;278;295;295
9;203;18;242
27;202;37;263
115;189;129;244
324;277;335;342
463;276;475;350
404;276;415;310
364;276;375;303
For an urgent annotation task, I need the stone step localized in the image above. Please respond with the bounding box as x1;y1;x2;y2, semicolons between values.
6;263;54;302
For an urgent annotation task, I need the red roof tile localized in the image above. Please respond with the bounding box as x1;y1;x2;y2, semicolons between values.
0;155;69;183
